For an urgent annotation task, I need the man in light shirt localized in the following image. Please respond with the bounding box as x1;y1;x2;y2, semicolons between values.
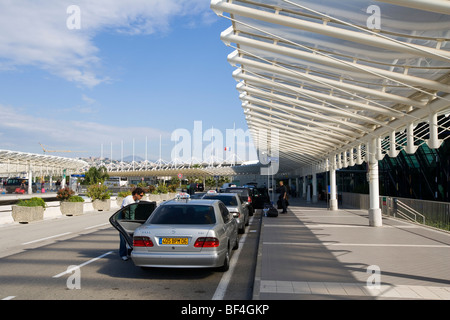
119;187;145;260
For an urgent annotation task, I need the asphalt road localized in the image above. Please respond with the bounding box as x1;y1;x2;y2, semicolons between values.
0;208;262;300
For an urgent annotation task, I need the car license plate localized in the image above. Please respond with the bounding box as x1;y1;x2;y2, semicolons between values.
160;237;188;245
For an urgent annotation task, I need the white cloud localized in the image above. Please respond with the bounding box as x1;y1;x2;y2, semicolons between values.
0;104;170;155
0;0;212;87
81;94;96;105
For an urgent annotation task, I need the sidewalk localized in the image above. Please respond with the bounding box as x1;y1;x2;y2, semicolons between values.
253;197;450;300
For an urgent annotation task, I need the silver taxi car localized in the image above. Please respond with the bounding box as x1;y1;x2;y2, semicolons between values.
202;191;249;234
110;193;239;272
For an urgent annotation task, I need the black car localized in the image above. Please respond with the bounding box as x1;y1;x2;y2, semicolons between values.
188;183;204;194
224;187;255;216
4;178;37;193
247;185;270;210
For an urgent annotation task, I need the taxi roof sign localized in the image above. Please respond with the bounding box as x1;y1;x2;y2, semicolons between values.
175;192;190;200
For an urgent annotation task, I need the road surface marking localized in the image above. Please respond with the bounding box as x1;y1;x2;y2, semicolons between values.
84;223;110;230
52;251;113;278
22;232;72;245
212;216;254;300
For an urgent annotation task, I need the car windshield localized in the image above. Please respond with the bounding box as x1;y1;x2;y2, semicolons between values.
149;205;216;225
204;195;238;206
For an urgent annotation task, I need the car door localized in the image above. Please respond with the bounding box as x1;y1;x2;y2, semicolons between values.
109;201;157;249
251;187;264;209
218;202;237;246
237;196;249;225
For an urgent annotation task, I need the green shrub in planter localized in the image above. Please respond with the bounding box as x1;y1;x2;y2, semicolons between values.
117;191;131;198
116;190;131;206
66;195;85;202
17;197;46;208
87;185;111;211
57;188;85;216
156;184;168;194
86;185;111;200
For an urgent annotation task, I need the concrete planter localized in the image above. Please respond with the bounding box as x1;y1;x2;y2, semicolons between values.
116;197;124;207
60;201;84;216
160;193;169;201
149;194;160;201
92;199;111;211
12;206;45;223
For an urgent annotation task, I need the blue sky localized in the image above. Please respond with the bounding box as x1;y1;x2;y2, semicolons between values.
0;0;253;162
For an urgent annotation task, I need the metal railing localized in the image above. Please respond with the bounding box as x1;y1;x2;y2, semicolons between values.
392;199;426;224
342;192;450;231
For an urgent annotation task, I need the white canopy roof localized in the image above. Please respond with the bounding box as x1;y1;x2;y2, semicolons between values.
0;149;88;176
211;0;450;175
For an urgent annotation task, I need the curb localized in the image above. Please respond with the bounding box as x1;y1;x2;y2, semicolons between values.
252;211;265;300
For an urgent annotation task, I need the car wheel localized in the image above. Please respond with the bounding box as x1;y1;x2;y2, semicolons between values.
219;249;230;272
232;234;239;250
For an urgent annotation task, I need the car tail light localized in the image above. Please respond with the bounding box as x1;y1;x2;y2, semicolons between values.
133;236;154;247
248;196;252;203
194;237;220;248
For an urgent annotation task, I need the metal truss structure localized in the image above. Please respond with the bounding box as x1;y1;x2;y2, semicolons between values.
0;149;87;177
83;158;262;177
210;0;450;225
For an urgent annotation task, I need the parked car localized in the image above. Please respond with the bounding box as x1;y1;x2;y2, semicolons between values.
110;194;239;272
220;182;237;192
189;192;206;199
202;191;249;234
224;187;255;216
187;183;204;195
243;185;270;210
4;178;37;193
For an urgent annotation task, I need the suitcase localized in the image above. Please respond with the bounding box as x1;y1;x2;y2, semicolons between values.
264;203;278;217
267;207;278;217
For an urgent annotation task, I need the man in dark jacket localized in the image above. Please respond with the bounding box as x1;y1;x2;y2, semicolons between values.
278;181;288;213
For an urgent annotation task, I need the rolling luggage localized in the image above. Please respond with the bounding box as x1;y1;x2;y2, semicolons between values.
264;203;278;217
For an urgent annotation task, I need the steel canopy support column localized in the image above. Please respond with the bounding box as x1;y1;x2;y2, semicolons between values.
368;139;382;227
27;164;33;195
427;113;443;149
329;156;338;211
312;171;318;203
302;176;307;199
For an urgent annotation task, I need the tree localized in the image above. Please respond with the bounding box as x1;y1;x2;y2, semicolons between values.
83;166;109;185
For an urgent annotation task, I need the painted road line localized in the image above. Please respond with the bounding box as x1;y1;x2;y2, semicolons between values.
22;232;72;245
212;216;254;300
2;296;16;300
84;222;110;230
263;242;450;248
52;251;114;278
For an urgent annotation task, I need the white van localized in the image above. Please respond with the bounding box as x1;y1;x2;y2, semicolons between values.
104;177;128;187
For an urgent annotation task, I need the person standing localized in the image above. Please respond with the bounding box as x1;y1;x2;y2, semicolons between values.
278;181;288;213
119;187;145;261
